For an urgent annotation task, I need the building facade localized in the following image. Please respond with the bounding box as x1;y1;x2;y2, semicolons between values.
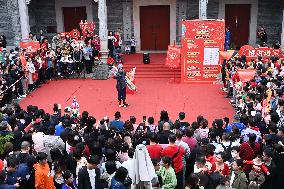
1;0;284;51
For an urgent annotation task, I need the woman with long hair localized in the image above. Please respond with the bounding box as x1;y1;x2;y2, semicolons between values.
158;110;173;132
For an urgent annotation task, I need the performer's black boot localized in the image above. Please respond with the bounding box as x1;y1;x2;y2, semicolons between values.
123;100;129;107
118;100;124;107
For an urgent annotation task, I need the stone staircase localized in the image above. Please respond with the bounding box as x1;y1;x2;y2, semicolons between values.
123;53;181;79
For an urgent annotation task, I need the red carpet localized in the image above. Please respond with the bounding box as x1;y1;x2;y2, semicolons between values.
123;53;181;79
19;79;234;125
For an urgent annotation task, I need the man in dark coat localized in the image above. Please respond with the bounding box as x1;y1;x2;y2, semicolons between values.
114;64;129;107
261;148;277;189
78;155;101;189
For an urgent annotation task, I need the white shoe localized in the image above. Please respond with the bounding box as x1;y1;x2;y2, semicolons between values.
21;94;27;98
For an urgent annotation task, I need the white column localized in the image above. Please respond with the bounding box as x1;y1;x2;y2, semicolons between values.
281;9;284;48
18;0;30;41
95;0;108;64
199;0;208;19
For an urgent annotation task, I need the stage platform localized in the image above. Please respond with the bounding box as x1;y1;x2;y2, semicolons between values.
19;78;234;125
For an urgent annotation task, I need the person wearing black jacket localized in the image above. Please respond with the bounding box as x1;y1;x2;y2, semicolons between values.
158;122;173;144
77;155;101;189
114;64;129;107
73;47;83;77
9;64;24;98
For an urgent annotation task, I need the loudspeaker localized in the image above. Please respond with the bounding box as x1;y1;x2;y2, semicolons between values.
143;53;150;64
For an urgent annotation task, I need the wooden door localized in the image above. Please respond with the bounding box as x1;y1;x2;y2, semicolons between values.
140;5;170;51
63;7;87;32
225;4;250;49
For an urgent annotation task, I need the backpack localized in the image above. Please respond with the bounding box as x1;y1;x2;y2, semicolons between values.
221;142;232;161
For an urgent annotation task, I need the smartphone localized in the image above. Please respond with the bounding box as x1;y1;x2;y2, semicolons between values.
143;116;146;122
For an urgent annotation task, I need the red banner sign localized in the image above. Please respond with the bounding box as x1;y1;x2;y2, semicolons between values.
166;45;181;68
79;20;96;39
181;20;225;83
19;42;40;53
239;46;281;58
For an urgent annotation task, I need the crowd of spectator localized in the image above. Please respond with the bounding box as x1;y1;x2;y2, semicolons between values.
0;29;138;108
0;100;283;189
0;29;284;189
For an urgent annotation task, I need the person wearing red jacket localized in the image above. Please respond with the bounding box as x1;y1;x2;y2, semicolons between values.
239;134;261;174
161;134;185;189
214;152;230;176
146;133;163;161
113;32;120;49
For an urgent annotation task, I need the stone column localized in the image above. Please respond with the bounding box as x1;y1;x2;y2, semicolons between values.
18;0;30;41
199;0;208;19
92;0;109;80
96;0;108;64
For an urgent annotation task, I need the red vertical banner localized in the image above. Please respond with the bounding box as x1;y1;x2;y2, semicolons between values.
166;45;181;68
181;20;225;83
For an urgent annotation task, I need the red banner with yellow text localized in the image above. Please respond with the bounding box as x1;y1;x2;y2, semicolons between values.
19;42;40;53
166;45;181;68
238;46;281;60
181;20;225;83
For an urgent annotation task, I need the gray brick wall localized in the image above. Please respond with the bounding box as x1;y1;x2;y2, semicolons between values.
176;0;187;43
257;0;283;45
1;0;283;47
106;0;123;32
92;2;100;36
186;0;199;20
207;0;219;19
0;0;21;46
28;0;57;40
92;0;124;35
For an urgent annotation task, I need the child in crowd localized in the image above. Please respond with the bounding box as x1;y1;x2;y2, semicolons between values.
130;35;136;54
124;44;130;55
62;170;77;189
244;155;270;187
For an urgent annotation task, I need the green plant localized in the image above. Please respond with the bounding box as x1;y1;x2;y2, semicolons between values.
0;134;14;155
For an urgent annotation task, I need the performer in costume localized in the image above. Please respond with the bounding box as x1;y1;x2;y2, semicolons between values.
71;96;80;123
114;64;129;107
126;67;136;95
